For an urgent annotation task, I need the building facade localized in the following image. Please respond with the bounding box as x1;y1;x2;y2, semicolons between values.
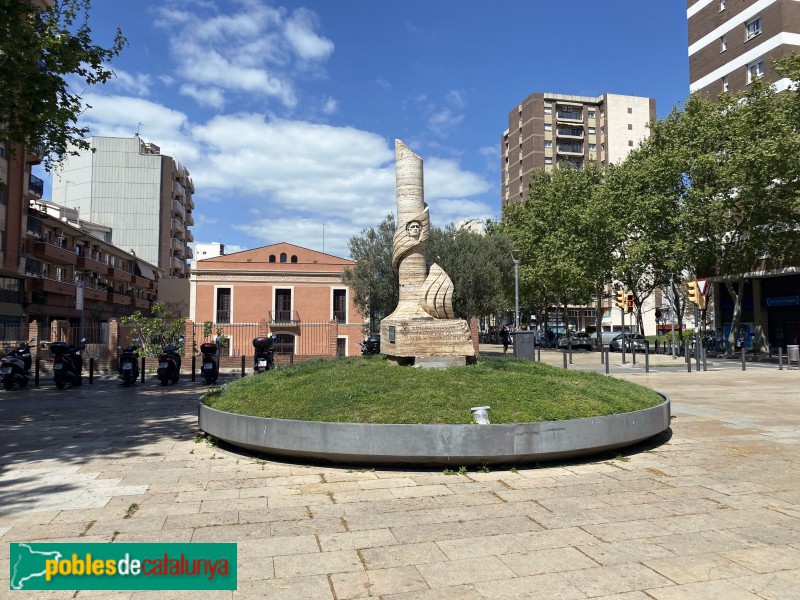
501;92;656;207
688;0;800;351
688;0;800;96
52;135;195;279
191;243;365;358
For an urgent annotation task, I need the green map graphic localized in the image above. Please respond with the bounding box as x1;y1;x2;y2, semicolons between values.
10;543;62;590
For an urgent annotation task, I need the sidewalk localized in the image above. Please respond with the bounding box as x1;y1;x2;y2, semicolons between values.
1;361;799;598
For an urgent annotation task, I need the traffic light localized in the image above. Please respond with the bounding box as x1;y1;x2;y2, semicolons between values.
686;280;698;305
625;292;634;314
615;289;625;310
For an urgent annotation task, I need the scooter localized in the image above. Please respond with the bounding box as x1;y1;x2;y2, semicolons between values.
0;338;36;390
157;338;183;386
358;335;381;356
50;339;85;390
199;341;219;384
118;342;140;386
252;336;275;373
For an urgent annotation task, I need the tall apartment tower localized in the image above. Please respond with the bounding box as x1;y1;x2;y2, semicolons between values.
688;0;800;96
52;135;195;278
501;93;655;206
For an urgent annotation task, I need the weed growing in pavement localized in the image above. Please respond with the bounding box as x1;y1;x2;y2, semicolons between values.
123;503;139;519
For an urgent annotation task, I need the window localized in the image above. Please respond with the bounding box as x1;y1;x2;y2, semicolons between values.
543;107;551;115
0;187;5;204
544;157;552;164
722;75;730;92
588;110;595;119
627;124;633;130
291;255;298;263
544;140;552;148
628;140;634;147
589;143;596;151
588;127;596;134
275;289;292;322
333;289;347;323
746;17;761;40
269;254;276;263
544;123;551;131
720;0;725;10
747;60;764;83
336;337;347;357
216;288;231;323
721;34;727;52
627;107;632;114
279;252;287;263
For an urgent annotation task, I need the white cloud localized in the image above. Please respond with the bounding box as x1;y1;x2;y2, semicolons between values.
446;89;466;109
109;68;153;96
322;97;338;115
180;84;225;109
284;8;334;61
429;108;464;133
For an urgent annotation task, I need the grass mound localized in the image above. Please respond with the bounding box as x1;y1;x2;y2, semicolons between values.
203;356;663;425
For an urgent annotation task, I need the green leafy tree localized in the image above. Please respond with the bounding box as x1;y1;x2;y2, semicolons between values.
0;0;126;168
342;214;398;333
425;224;514;320
121;302;184;358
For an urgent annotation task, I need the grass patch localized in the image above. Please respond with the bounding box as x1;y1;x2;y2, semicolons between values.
203;356;663;424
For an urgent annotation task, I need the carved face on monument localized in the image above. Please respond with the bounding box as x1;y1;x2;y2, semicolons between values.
407;220;421;238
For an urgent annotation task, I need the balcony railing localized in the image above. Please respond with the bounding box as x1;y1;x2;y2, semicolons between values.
185;211;194;226
333;310;347;324
557;144;583;155
172;198;185;220
172;218;184;233
556;110;583;122
28;174;44;196
270;310;299;325
173;180;185;197
556;128;584;139
216;310;231;324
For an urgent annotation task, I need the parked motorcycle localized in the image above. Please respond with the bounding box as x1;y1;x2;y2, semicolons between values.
157;339;183;386
252;336;275;374
118;342;141;386
0;338;36;390
200;341;220;384
50;339;85;390
358;335;381;356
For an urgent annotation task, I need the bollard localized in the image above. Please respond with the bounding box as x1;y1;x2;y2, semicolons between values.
89;357;94;384
191;355;196;382
779;347;783;370
645;343;649;373
686;344;691;372
568;342;573;365
141;357;145;383
241;355;246;378
35;358;40;386
537;345;541;362
289;354;294;366
741;347;746;371
563;349;567;369
702;346;708;372
605;347;610;375
632;344;636;365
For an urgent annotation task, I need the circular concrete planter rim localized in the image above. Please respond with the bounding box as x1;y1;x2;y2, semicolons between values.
198;394;670;466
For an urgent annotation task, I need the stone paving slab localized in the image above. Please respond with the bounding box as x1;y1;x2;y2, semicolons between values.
1;359;799;598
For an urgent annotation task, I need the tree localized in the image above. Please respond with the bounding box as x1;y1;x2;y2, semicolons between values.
425;224;514;320
0;0;125;169
342;214;398;333
121;302;184;358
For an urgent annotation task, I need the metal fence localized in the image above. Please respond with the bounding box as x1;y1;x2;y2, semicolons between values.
191;322;336;358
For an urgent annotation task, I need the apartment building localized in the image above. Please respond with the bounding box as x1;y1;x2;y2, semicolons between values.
25;199;160;337
688;0;800;351
501;92;655;207
688;0;800;96
191;243;364;358
52;135;195;279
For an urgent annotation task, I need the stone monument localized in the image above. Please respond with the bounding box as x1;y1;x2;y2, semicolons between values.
380;140;474;364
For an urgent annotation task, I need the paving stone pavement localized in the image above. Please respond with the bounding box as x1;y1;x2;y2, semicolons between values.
1;356;799;599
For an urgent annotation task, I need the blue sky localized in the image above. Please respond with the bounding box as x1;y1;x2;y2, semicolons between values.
38;0;689;259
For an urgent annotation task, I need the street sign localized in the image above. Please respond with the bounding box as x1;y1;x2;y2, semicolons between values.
697;279;709;296
76;281;84;311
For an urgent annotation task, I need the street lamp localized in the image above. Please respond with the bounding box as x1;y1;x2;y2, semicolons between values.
511;249;521;332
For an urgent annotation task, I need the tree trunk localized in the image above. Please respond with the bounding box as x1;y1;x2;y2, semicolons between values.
725;278;746;357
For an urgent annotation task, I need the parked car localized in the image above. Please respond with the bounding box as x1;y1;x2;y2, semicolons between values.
557;332;593;351
609;333;648;353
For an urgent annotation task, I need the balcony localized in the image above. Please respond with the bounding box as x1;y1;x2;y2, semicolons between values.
171;237;183;252
185;211;194;226
172;180;185;197
184;192;194;209
557;144;584;156
28;174;44;197
556;109;583;122
133;297;150;309
172;218;184;233
30;275;75;296
82;284;107;302
185;229;194;242
556;127;584;139
270;310;299;325
185;246;193;259
26;145;45;165
76;255;109;276
32;241;77;266
107;291;129;305
172;198;186;220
